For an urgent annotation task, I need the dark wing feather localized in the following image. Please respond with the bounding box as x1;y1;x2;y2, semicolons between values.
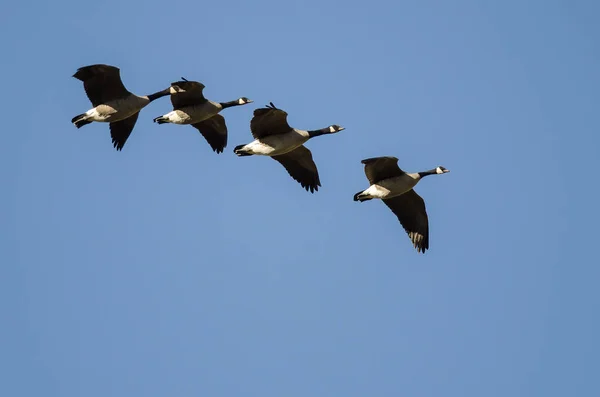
170;80;207;109
73;64;130;107
382;189;430;253
190;114;228;153
250;103;293;139
362;156;405;184
271;145;321;193
109;112;140;151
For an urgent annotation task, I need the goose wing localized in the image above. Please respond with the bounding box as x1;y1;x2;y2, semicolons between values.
250;102;293;139
170;80;207;109
73;64;130;107
361;156;406;185
190;114;228;153
271;145;321;193
382;189;430;253
109;111;140;151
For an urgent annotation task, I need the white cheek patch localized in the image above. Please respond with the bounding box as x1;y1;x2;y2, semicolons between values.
329;126;336;133
436;167;443;174
238;98;245;104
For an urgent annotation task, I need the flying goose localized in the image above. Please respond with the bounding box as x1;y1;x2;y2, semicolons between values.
152;78;253;153
353;156;449;253
71;64;176;151
233;102;344;193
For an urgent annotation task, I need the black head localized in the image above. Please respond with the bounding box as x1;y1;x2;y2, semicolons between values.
237;97;253;105
327;124;345;133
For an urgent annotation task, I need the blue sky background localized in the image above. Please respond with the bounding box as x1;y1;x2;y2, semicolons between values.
2;0;599;396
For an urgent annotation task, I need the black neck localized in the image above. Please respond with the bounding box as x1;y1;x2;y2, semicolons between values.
307;128;330;138
220;100;241;109
147;88;171;102
417;169;438;178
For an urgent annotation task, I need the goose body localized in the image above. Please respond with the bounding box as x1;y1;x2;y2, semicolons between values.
357;172;428;200
239;128;311;156
81;95;153;123
153;79;252;153
71;64;174;151
354;156;449;253
233;102;344;193
159;101;223;124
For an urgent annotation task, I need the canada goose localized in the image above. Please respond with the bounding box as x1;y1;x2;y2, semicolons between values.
353;156;449;253
152;78;253;153
71;64;176;151
233;102;344;193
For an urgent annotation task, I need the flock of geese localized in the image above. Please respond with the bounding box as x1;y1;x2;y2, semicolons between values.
71;64;450;253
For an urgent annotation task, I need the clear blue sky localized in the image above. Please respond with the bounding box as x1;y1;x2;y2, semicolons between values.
2;0;599;396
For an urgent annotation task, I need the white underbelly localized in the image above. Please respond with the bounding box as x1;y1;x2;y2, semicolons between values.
363;184;394;199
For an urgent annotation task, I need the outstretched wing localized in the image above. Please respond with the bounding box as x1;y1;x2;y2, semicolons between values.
190;114;228;153
271;145;321;193
170;79;207;109
361;156;405;184
250;102;293;139
382;189;430;253
109;112;140;151
73;64;130;107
